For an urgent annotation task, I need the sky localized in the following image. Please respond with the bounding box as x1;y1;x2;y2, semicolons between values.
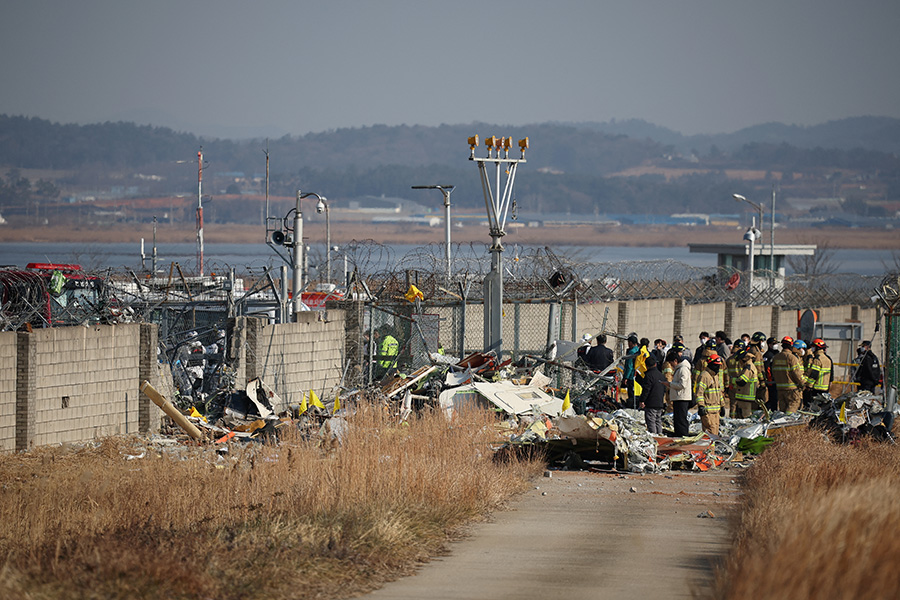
2;0;899;139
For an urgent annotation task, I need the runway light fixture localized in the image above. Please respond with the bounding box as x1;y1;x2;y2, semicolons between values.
468;135;479;158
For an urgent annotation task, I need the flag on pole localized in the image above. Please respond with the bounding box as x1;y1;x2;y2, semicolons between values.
297;394;308;416
333;395;341;414
562;389;571;412
310;389;325;409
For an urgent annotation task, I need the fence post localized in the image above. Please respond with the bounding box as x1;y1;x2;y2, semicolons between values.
513;302;521;362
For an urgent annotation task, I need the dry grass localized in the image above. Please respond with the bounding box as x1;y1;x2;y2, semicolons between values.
0;403;542;599
709;428;900;600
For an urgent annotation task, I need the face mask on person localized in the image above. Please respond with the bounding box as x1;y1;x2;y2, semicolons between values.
700;337;708;345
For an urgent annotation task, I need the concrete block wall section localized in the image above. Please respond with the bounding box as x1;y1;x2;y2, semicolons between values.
1;323;163;452
29;324;143;447
682;303;727;345
0;332;17;452
241;311;346;412
731;305;774;341
623;299;677;344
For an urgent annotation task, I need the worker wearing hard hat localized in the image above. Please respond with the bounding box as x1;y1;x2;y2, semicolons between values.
695;353;725;435
772;336;806;413
804;338;833;407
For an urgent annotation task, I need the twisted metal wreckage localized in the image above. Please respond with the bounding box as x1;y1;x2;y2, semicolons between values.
2;250;898;471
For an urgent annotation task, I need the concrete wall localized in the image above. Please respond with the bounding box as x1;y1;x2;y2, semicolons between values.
1;323;164;452
0;332;16;453
682;302;727;343
235;310;345;411
731;305;775;341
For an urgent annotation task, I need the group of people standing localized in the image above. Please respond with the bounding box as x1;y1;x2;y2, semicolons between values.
578;329;882;439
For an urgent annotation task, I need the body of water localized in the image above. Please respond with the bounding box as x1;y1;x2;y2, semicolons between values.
0;241;896;276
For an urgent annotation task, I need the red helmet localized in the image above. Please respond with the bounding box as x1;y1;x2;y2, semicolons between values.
781;336;794;347
812;338;827;349
707;353;723;365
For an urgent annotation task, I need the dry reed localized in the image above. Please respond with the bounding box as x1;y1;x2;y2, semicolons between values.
0;402;542;599
709;428;900;600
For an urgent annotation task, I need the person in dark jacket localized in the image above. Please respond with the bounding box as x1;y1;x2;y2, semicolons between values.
763;337;779;411
582;334;614;372
637;354;666;435
854;341;882;392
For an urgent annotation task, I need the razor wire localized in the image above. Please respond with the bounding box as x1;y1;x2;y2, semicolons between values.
1;245;893;339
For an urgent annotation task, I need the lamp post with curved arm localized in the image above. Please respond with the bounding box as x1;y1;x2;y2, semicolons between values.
316;197;331;285
292;191;326;320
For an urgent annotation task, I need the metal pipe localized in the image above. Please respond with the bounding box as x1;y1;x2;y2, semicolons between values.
293;191;303;320
140;380;203;440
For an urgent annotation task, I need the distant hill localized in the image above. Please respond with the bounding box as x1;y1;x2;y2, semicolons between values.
0;114;898;219
567;116;900;155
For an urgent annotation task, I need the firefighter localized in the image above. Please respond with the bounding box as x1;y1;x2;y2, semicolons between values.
732;347;759;419
748;331;768;409
693;338;718;395
772;336;806;413
804;338;833;402
724;340;747;418
696;353;725;435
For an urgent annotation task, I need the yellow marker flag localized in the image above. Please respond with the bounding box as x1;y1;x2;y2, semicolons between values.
838;402;847;424
404;284;424;303
562;389;571;412
297;394;308;416
310;389;325;409
333;395;341;414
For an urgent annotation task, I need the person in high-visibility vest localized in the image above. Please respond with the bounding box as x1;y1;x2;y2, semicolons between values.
772;336;806;413
373;326;399;380
695;353;725;435
804;338;833;401
732;348;759;419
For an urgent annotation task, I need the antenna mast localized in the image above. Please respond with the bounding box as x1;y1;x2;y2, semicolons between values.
196;147;204;277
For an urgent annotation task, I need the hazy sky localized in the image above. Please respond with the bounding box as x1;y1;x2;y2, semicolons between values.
2;0;899;139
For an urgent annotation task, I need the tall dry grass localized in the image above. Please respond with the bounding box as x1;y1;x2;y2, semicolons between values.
710;428;900;600
0;402;542;600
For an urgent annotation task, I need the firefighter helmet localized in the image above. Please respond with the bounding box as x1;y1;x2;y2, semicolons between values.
751;331;766;343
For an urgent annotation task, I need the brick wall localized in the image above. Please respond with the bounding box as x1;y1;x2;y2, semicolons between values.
27;324;142;448
238;310;345;411
1;324;163;452
682;302;727;343
732;305;774;340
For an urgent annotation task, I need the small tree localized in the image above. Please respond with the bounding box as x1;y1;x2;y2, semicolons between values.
787;238;841;276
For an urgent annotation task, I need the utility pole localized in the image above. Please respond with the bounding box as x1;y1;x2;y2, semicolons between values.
197;148;204;277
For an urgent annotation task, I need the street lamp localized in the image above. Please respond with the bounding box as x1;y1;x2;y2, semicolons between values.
316;197;330;285
282;190;325;320
743;226;757;299
734;192;775;276
411;185;455;282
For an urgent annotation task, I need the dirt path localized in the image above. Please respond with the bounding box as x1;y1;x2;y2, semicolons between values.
358;468;738;600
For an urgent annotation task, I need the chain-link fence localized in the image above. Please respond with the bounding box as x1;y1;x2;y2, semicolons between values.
3;243;896;397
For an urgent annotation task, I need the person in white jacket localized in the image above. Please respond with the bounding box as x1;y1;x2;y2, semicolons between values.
665;348;693;437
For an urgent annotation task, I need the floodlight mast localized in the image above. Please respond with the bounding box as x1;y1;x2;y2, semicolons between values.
468;135;528;354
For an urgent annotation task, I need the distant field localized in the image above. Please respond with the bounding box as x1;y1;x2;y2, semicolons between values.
1;222;898;250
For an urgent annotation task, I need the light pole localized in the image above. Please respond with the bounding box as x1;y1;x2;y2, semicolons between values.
411;185;455;282
283;190;325;320
734;192;775;276
316;197;331;285
743;225;757;298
